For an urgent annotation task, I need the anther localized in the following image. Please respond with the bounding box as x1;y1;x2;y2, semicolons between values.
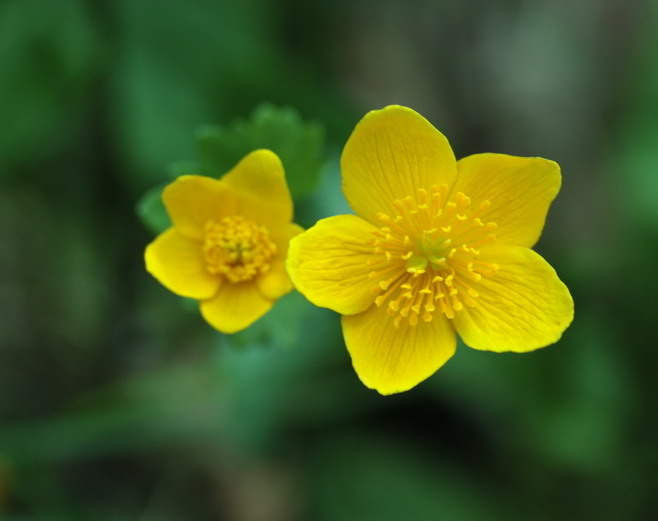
367;185;501;325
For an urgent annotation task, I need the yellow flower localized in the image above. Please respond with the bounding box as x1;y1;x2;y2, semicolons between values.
287;106;574;395
145;149;303;333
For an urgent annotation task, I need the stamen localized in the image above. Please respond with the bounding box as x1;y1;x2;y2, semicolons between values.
204;216;276;283
365;185;498;326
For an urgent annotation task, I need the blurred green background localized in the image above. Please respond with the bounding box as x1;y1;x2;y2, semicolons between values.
1;0;657;519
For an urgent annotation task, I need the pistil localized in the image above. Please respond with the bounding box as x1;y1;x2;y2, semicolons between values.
367;185;499;327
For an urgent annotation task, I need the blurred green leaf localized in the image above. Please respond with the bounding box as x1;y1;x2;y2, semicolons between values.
524;312;631;473
0;359;229;464
217;303;365;454
226;291;309;350
308;432;509;521
137;104;325;234
195;104;325;198
136;184;169;235
167;160;200;179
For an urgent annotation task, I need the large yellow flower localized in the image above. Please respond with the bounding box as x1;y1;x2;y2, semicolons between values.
287;106;574;395
145;149;303;333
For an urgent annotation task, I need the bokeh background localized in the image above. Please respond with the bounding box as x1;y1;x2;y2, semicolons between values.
1;0;657;519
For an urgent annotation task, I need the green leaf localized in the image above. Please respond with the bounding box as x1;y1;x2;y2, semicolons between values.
225;291;309;350
167;160;200;179
137;104;325;233
194;103;325;198
136;184;169;234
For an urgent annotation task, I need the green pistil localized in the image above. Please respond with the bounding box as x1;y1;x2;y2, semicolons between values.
405;254;428;273
417;234;450;271
428;255;447;270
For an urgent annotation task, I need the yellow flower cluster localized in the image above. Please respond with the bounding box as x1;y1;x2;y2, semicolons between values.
145;106;574;394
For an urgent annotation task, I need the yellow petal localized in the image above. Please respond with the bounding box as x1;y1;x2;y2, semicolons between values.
453;246;574;352
221;149;293;225
342;303;457;395
341;105;457;225
452;154;561;247
145;228;220;299
200;281;273;334
163;175;238;240
286;214;393;315
256;222;304;300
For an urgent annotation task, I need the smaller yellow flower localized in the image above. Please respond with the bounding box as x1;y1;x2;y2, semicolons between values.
145;149;303;333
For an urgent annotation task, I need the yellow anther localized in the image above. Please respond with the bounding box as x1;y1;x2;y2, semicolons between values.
204;216;275;283
366;185;500;325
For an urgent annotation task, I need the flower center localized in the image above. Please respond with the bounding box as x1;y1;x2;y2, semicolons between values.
367;184;499;327
203;216;277;283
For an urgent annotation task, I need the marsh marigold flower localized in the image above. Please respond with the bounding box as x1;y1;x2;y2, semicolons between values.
145;150;303;333
287;106;574;394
